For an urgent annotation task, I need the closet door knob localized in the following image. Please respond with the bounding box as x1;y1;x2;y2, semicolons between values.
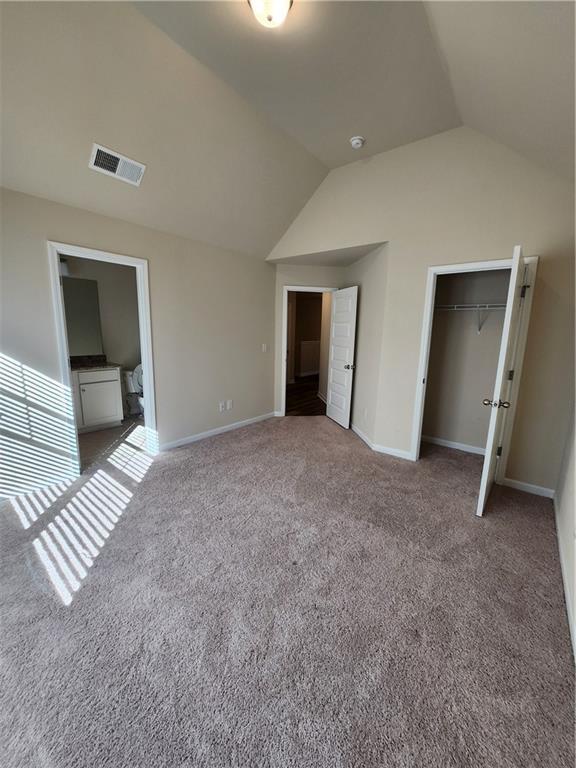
483;398;510;408
344;364;356;370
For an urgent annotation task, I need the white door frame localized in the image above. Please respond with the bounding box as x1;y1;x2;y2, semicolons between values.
410;258;515;463
47;241;158;471
280;285;335;417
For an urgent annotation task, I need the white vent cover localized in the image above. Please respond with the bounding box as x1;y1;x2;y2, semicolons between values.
89;144;146;186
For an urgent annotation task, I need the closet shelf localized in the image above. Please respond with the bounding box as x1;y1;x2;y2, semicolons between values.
434;303;506;334
435;303;506;311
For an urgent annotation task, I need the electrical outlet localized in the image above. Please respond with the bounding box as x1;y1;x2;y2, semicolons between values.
261;343;268;353
218;401;225;413
226;399;233;411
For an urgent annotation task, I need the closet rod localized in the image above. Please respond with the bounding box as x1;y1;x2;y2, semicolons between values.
435;303;506;333
435;303;506;311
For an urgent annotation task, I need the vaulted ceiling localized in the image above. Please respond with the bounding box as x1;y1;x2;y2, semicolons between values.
141;0;574;178
426;1;574;181
1;2;573;259
139;1;461;168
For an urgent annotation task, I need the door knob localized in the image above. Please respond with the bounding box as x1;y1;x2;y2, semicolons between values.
344;364;356;370
483;398;510;408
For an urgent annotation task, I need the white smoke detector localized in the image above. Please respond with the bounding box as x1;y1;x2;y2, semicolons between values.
350;136;366;150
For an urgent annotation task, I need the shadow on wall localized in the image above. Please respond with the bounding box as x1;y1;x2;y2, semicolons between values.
1;353;157;605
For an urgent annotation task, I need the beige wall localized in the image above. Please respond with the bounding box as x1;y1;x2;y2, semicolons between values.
1;188;275;450
555;411;575;651
318;292;332;402
423;311;503;449
67;257;141;370
270;127;574;488
344;247;388;442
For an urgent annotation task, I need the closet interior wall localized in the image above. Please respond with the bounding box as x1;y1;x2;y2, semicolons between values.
422;270;511;453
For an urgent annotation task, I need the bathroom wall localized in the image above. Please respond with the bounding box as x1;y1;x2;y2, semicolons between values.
294;292;322;376
66;256;141;370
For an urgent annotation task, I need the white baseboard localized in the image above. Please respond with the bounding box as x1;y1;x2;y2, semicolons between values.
554;496;575;656
422;436;485;455
274;410;283;417
351;423;372;447
351;424;414;461
500;477;555;499
160;412;275;451
317;391;327;404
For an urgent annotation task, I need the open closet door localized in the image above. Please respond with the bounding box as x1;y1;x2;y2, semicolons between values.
326;286;358;429
476;246;526;516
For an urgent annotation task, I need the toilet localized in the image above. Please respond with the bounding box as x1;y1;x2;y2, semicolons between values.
123;364;144;415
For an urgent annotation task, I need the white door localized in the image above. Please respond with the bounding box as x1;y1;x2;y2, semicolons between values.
326;286;358;429
476;246;527;516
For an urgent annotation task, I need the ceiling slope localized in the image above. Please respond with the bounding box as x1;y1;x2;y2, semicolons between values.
139;1;461;168
425;1;575;180
0;2;326;256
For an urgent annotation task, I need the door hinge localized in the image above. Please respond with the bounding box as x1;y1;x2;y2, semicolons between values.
496;446;502;457
507;369;514;381
520;284;530;298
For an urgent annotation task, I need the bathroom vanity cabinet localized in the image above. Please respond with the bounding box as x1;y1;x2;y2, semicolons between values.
71;366;124;432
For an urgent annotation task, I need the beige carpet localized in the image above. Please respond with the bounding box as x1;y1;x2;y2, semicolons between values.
1;416;573;767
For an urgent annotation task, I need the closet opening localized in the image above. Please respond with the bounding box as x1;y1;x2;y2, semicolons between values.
412;248;538;516
421;269;511;456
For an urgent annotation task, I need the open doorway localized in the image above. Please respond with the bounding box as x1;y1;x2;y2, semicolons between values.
285;290;332;415
282;287;333;416
60;255;143;470
48;242;157;477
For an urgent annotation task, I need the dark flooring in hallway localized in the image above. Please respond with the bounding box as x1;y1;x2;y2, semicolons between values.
285;374;326;416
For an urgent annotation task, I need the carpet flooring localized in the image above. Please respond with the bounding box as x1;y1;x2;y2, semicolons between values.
1;417;573;768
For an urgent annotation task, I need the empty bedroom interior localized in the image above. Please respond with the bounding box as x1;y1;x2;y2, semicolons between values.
0;2;574;767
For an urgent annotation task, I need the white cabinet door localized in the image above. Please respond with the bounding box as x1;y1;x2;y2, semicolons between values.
80;381;122;427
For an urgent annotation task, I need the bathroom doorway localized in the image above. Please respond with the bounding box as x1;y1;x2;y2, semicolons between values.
48;242;157;476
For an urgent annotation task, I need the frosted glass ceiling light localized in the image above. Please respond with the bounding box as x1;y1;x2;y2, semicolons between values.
248;0;293;29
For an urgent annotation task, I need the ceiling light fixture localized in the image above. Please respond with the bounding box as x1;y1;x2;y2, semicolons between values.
248;0;293;29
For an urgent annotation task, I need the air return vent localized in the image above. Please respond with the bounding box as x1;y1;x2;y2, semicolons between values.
89;144;146;186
